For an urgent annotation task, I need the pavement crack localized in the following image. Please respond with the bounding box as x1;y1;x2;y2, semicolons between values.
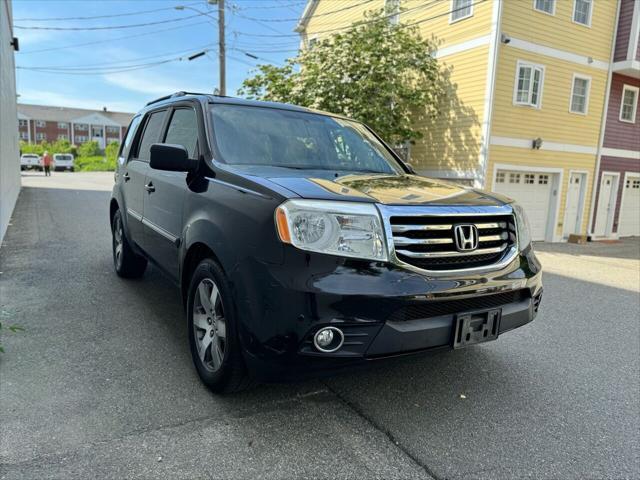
322;380;441;480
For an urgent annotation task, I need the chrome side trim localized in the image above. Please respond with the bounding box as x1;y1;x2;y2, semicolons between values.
396;244;507;258
126;208;143;221
142;218;178;243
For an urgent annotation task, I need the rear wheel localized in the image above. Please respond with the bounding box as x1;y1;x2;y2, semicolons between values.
112;209;147;278
187;258;252;393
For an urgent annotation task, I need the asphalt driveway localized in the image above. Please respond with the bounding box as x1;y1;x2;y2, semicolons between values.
1;172;638;479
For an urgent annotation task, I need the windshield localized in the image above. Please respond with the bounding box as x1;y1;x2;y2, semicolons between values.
210;104;402;174
56;155;72;160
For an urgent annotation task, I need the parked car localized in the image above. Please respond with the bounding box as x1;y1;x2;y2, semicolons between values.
20;153;41;171
110;92;543;393
53;153;74;171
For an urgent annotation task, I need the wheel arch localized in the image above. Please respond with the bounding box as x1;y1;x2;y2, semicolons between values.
109;198;120;228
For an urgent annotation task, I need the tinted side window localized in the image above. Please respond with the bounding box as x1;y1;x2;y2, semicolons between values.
164;108;198;158
120;115;142;157
136;111;166;162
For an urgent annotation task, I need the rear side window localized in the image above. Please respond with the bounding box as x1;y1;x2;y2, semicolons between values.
164;108;198;158
120;115;142;157
135;111;166;162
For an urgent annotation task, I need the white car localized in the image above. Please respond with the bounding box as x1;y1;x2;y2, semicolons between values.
54;153;74;171
20;154;41;170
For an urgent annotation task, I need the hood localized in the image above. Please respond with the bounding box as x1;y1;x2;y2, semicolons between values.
246;169;509;206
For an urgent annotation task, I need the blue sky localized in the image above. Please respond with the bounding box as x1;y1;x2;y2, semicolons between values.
13;0;307;113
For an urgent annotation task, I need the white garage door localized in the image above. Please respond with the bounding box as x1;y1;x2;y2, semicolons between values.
618;176;640;237
493;170;553;241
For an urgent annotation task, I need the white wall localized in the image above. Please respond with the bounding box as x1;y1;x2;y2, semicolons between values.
0;0;21;243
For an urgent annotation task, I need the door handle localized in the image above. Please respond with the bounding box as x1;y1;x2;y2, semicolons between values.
123;172;130;182
144;182;155;193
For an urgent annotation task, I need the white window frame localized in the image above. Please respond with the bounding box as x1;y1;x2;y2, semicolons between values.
36;133;46;141
449;0;474;24
513;60;545;109
36;120;46;128
572;0;593;27
57;122;68;129
569;73;591;115
619;85;639;124
19;132;29;140
533;0;555;16
57;134;69;140
18;119;27;127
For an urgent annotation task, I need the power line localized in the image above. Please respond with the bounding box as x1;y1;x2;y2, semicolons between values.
14;3;202;22
230;1;306;10
234;0;374;23
21;44;216;70
15;12;211;31
234;0;471;38
17;20;213;54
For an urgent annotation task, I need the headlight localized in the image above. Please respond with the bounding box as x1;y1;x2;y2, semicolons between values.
512;203;532;250
275;199;388;261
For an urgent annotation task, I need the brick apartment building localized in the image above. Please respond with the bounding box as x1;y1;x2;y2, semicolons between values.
17;104;134;149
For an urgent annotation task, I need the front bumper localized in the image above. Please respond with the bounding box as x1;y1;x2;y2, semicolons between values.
234;246;543;381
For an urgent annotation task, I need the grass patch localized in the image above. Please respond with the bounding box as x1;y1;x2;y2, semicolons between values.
75;156;116;172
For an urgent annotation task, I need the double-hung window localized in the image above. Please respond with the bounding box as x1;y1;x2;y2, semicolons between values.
570;74;591;114
573;0;592;26
450;0;473;23
514;62;544;108
620;85;639;123
534;0;555;15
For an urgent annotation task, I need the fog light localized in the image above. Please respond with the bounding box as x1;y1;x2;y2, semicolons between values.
316;329;333;347
313;327;344;353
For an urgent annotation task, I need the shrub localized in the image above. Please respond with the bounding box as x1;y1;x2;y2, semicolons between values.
78;140;100;157
74;155;116;172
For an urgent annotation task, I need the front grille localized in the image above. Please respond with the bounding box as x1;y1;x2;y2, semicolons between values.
387;290;528;322
390;214;517;271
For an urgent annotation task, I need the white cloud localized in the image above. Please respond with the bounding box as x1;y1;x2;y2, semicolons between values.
103;69;214;98
17;88;139;113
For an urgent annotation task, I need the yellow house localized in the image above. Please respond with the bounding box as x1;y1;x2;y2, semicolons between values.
296;0;619;242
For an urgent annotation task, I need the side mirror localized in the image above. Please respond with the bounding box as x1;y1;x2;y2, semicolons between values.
150;143;197;172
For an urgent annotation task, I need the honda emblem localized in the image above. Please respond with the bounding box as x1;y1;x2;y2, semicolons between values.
454;224;479;251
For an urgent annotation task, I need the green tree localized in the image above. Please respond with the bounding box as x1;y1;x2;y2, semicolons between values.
239;10;443;146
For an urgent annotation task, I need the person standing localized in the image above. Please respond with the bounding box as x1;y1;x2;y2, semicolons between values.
42;151;53;177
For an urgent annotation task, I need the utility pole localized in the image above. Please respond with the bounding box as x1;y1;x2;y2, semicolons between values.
179;1;225;95
217;0;225;96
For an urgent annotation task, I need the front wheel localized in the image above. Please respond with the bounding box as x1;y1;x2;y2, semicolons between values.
112;209;147;278
187;259;252;393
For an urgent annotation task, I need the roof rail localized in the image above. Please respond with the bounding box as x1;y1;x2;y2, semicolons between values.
145;91;211;106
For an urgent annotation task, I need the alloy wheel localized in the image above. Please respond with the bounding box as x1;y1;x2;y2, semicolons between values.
192;278;227;372
113;215;124;269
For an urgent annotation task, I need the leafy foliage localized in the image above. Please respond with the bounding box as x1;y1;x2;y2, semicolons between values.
239;10;444;146
105;141;120;164
75;155;116;172
77;140;101;158
20;139;75;156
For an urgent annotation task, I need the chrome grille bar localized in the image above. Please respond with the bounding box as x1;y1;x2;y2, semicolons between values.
393;237;453;246
396;244;508;259
391;224;452;233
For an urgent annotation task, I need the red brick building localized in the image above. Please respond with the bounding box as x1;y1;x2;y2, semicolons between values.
591;0;640;238
17;104;134;149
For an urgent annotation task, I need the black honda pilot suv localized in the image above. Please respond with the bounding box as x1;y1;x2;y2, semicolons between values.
110;92;543;393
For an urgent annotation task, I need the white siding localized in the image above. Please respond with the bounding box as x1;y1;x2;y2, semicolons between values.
0;0;21;242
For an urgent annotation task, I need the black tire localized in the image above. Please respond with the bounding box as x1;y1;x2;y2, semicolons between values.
187;258;252;393
111;209;147;278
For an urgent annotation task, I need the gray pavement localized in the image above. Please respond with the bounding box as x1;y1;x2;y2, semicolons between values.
1;172;639;479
